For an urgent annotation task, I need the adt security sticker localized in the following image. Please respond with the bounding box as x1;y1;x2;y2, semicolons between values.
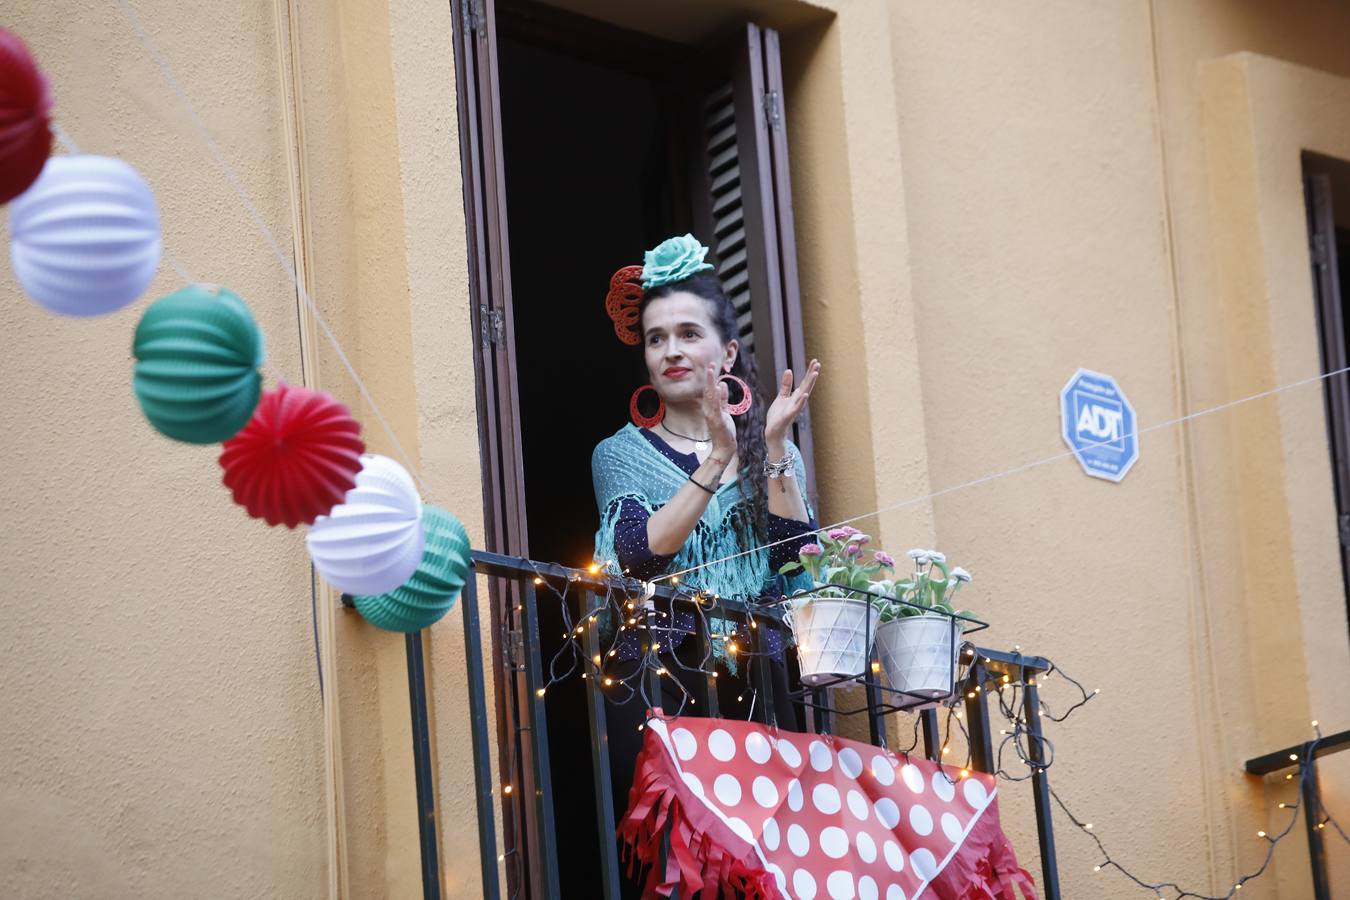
1060;369;1138;482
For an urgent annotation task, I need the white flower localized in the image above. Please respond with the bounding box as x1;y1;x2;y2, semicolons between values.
907;549;928;560
951;567;972;583
927;550;946;563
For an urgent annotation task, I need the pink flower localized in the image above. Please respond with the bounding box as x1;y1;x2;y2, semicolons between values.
827;528;851;541
874;551;896;567
846;543;863;556
799;543;823;557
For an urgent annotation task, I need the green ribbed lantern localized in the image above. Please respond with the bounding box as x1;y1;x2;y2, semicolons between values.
352;505;470;632
132;285;264;444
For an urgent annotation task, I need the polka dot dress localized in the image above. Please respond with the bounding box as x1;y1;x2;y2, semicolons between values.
622;717;1032;900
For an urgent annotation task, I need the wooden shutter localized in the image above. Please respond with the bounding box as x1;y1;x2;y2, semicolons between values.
686;24;817;498
1306;172;1350;610
452;2;557;899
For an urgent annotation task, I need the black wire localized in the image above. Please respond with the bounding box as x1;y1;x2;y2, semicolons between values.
309;562;323;698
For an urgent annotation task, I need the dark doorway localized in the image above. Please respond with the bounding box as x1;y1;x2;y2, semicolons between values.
1303;152;1350;637
469;1;819;892
496;7;694;894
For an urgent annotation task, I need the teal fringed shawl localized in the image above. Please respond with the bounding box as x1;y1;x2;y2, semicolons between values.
591;423;814;601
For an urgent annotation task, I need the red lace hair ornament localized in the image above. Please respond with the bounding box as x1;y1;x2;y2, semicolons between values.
604;264;644;346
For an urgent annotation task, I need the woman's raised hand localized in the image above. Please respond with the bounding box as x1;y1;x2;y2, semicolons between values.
702;363;737;456
765;358;821;451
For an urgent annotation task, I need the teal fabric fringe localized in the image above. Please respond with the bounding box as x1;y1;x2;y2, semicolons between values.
591;423;815;670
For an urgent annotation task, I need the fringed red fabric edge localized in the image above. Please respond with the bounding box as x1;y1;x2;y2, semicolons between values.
617;727;780;899
928;792;1037;900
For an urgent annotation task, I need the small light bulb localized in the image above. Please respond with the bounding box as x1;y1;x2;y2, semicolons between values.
604;678;614;686
1257;830;1266;838
533;577;543;585
503;784;513;795
959;768;969;778
1085;823;1093;831
1093;865;1101;873
593;655;602;666
536;688;546;697
1312;719;1319;727
588;563;599;574
1289;753;1298;761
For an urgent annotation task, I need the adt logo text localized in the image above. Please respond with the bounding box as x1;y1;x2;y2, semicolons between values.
1060;369;1138;482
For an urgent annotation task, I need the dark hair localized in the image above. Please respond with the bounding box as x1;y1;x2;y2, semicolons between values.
642;272;769;548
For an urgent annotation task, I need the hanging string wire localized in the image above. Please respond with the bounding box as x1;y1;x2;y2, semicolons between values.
655;363;1350;586
112;0;427;494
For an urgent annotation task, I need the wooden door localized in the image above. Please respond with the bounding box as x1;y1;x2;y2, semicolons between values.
683;23;818;500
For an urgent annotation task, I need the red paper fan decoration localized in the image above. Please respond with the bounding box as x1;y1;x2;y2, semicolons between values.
219;383;365;528
0;28;53;204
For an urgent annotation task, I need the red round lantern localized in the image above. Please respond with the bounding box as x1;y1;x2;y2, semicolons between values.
219;383;365;528
0;28;53;205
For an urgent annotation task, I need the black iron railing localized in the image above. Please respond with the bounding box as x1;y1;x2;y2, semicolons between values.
398;551;1065;899
1246;728;1350;899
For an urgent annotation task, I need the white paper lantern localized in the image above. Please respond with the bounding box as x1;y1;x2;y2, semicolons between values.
8;154;162;316
306;454;425;596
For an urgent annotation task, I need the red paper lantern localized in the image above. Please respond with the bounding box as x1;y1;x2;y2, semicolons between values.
219;383;365;528
0;28;53;204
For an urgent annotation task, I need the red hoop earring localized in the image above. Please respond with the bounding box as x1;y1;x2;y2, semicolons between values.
629;385;665;429
719;373;753;416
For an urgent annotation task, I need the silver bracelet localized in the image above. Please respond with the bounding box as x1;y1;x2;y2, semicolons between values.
763;454;793;479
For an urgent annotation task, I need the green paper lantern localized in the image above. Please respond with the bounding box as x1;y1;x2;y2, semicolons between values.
352;505;471;633
132;285;264;444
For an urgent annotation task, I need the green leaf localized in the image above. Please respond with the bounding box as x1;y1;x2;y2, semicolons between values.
932;559;950;579
778;561;803;576
929;578;948;605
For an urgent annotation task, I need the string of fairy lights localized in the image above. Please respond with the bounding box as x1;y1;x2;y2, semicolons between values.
486;574;1345;899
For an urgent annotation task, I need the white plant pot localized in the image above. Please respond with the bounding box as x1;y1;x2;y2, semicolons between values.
876;613;959;702
784;596;879;686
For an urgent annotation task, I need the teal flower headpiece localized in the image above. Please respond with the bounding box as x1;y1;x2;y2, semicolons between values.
641;234;715;290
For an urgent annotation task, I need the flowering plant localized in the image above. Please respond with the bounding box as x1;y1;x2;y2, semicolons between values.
778;526;896;600
873;548;975;625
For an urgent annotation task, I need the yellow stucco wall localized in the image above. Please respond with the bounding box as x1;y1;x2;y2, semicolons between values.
4;1;1350;898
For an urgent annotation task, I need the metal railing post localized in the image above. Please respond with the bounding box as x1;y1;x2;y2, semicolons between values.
580;589;621;899
461;570;502;899
1022;678;1061;900
965;664;994;774
1301;746;1331;900
518;578;560;896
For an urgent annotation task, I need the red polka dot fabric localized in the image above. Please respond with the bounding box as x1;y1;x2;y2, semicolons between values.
618;716;1035;899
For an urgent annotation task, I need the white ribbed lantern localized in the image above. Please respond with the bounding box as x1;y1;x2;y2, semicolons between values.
306;454;425;596
8;155;162;316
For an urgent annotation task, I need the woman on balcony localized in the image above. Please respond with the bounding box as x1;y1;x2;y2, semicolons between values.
591;234;821;824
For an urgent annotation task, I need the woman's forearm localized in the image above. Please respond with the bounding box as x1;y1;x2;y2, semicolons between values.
646;454;730;556
765;439;809;522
